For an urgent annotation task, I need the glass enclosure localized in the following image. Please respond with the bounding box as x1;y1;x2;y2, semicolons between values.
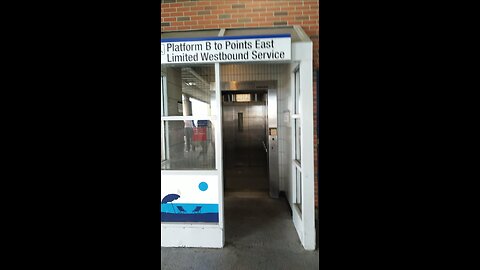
161;65;217;170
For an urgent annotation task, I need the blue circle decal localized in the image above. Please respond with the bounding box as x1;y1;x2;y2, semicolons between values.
199;182;208;191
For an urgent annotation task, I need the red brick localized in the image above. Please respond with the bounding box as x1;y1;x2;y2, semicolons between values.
261;2;280;8
280;6;295;11
246;3;262;9
204;15;217;20
183;20;198;26
295;15;310;21
232;3;246;9
163;17;176;22
190;15;204;20
287;11;303;16
210;19;224;25
223;19;238;23
228;13;242;19
217;4;231;10
237;17;252;23
268;7;283;12
191;6;205;11
177;26;193;30
218;14;232;19
170;21;184;26
163;7;176;13
196;1;213;6
257;21;274;26
243;12;262;17
244;22;260;27
211;9;226;15
201;25;216;29
162;26;177;31
302;20;318;25
263;15;277;21
230;23;246;27
177;7;191;12
204;6;218;10
229;8;252;13
288;1;303;6
295;6;311;10
281;16;295;21
303;10;319;15
252;8;266;12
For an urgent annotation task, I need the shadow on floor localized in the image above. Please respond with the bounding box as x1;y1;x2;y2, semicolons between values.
161;192;319;270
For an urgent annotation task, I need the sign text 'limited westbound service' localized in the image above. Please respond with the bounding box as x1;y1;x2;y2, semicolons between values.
161;35;291;64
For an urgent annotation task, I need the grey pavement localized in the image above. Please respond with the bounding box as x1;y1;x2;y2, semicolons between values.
161;192;319;270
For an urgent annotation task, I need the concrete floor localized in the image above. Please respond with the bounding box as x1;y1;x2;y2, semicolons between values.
224;167;268;192
161;192;319;270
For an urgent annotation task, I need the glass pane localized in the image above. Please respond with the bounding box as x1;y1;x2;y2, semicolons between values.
295;119;301;163
161;120;215;170
161;76;166;160
161;120;166;161
161;76;165;117
296;167;302;210
161;65;216;117
294;69;300;114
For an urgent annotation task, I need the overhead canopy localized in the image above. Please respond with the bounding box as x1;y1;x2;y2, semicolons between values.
161;26;311;42
161;26;312;103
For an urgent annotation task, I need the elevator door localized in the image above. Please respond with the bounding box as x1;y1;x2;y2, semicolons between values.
223;95;268;192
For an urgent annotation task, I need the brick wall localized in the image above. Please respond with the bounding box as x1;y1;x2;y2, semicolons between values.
161;0;319;208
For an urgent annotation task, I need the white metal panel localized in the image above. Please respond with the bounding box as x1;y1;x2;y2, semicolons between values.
214;63;225;244
161;226;223;248
292;205;304;243
290;41;315;250
160;63;224;248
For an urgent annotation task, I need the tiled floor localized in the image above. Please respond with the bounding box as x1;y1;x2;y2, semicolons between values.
161;192;319;270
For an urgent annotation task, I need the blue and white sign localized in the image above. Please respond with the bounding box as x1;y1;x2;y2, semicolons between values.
161;34;291;64
161;174;219;223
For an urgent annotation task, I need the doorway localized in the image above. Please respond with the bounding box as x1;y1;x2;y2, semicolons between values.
222;90;269;193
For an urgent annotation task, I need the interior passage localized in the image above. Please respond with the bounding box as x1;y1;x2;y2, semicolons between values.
223;90;268;192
